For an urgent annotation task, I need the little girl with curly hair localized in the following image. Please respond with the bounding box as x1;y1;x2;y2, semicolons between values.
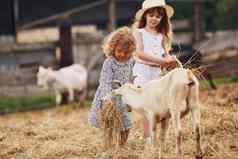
88;26;136;146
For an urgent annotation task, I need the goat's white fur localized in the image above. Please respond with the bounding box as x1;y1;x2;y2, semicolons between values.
37;64;87;105
113;68;203;159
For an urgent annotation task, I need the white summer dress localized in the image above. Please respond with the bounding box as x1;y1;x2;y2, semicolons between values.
133;28;166;85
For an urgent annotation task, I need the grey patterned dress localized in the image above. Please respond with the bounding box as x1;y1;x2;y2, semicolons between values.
89;57;134;130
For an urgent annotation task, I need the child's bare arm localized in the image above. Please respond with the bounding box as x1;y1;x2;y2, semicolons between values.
133;31;168;67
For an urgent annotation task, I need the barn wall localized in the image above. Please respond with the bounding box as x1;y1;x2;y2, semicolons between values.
203;49;238;78
0;43;56;86
72;32;105;97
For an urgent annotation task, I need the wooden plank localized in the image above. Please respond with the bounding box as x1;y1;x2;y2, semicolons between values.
203;56;238;78
108;0;116;32
59;21;73;68
193;0;205;43
172;19;190;30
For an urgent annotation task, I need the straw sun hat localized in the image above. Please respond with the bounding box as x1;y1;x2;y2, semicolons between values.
135;0;174;21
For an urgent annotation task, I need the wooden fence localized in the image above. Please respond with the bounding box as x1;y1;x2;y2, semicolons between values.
204;54;238;79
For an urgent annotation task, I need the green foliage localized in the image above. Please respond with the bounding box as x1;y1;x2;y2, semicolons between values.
204;1;217;31
201;75;238;88
0;96;55;113
169;2;193;19
81;100;92;108
215;0;238;29
0;96;92;114
170;0;237;31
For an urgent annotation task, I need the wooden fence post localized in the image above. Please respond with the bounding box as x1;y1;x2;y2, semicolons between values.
193;0;205;43
58;19;73;104
108;0;116;32
59;20;73;68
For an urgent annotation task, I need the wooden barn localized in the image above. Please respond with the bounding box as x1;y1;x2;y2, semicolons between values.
0;0;237;96
0;0;146;96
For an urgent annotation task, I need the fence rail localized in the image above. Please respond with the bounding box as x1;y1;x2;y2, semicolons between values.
204;55;238;78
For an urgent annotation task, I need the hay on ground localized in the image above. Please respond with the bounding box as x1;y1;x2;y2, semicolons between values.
99;99;129;150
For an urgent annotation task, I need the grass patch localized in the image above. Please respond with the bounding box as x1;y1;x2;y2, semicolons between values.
200;75;238;88
0;96;55;114
0;95;93;114
81;100;92;108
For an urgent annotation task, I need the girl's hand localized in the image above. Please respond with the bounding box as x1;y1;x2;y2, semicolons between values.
161;56;177;69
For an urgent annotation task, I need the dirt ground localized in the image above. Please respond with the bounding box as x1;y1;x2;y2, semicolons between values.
0;83;238;159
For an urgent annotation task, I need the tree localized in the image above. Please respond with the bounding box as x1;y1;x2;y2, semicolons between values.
216;0;238;29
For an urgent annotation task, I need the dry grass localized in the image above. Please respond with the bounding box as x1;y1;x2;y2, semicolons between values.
0;83;238;159
99;99;127;150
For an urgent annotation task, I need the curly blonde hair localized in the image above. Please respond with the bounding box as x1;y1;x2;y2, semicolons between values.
102;26;136;57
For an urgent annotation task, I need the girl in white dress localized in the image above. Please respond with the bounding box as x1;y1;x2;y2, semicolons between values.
132;0;177;138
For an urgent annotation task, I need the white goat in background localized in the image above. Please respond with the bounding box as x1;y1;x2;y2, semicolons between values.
37;64;88;105
112;68;203;159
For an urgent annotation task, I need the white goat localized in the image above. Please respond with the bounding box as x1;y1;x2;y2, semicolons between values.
112;68;203;159
37;64;87;105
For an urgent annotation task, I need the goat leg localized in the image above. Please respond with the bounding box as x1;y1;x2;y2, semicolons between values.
195;126;203;159
159;119;169;159
171;111;183;159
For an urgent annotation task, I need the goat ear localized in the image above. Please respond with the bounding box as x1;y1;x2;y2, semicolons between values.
39;66;44;71
39;66;47;73
137;85;142;89
130;85;143;93
112;80;122;89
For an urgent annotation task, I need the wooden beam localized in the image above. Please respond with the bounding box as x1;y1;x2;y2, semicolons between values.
20;0;107;30
13;0;19;36
193;0;205;43
172;19;190;30
108;0;116;32
59;20;73;68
